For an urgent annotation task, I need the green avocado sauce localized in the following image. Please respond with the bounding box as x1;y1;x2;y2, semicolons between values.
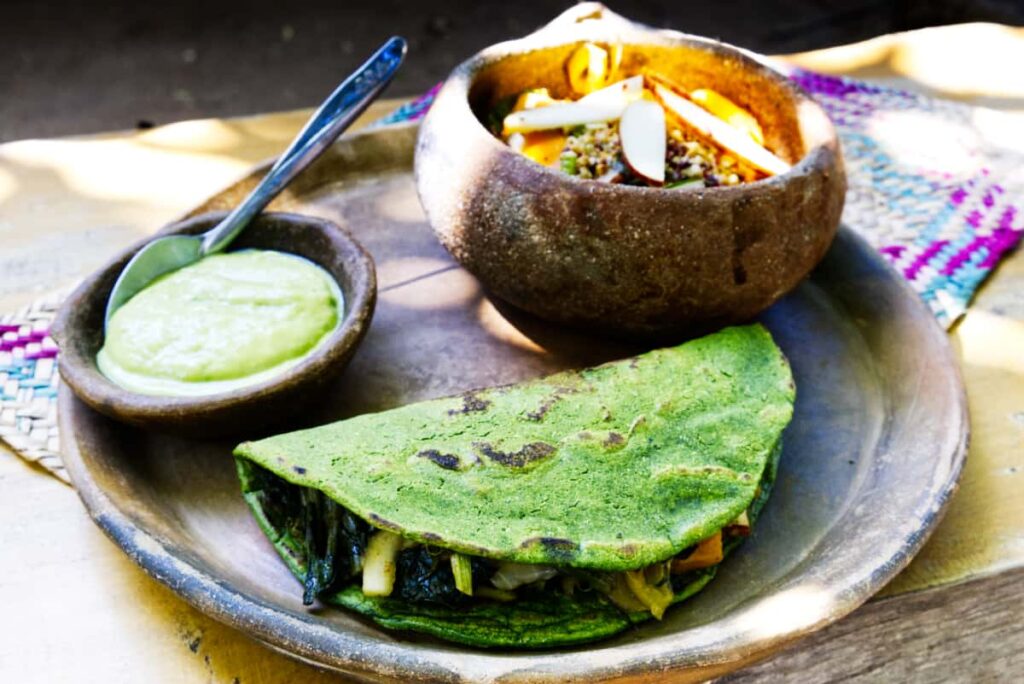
97;250;341;397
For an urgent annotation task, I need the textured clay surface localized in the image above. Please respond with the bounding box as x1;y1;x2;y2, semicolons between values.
416;27;846;338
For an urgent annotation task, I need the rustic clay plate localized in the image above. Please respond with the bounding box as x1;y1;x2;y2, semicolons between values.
59;123;967;682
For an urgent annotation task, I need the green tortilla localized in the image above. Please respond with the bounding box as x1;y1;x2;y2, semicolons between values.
235;324;793;647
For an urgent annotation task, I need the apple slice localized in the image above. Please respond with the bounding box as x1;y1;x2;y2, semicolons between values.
578;74;642;107
620;99;667;185
502;101;620;134
652;83;791;176
502;76;643;134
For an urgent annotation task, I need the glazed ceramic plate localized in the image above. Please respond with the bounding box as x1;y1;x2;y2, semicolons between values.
59;124;968;682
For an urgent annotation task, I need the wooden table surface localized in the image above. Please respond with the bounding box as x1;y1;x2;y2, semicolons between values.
2;24;1023;683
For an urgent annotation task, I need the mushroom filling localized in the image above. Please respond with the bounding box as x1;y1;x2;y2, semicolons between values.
248;464;755;620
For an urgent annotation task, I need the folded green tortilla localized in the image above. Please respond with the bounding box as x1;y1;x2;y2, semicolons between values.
235;324;794;648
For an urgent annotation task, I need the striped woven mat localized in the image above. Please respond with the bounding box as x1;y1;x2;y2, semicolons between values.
3;72;1022;484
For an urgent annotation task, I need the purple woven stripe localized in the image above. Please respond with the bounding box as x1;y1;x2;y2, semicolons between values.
880;245;907;260
789;68;917;101
905;240;948;281
0;327;52;352
375;83;442;126
411;83;441;113
941;236;988;275
981;219;1023;269
938;186;1021;274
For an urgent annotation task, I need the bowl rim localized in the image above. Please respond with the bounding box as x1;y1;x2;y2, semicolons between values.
428;3;839;196
51;210;377;422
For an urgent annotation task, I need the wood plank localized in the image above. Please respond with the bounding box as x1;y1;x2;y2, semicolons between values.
724;568;1024;682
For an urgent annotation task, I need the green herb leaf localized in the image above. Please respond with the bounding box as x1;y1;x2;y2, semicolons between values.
665;178;705;189
560;154;578;176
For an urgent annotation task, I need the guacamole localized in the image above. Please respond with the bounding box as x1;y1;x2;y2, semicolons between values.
98;250;341;396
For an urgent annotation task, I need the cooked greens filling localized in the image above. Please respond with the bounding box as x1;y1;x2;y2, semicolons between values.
243;461;754;619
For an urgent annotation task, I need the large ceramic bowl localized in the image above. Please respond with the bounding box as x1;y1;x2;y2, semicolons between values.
415;3;845;338
52;211;376;435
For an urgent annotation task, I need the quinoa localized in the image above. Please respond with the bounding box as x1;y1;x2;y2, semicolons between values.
560;123;622;180
557;123;744;187
663;128;741;187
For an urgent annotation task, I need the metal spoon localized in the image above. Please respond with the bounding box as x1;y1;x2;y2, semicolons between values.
105;36;407;327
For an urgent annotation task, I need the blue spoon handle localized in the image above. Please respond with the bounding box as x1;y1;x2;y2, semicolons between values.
199;36;407;256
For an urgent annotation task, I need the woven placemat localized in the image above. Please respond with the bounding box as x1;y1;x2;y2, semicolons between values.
3;72;1022;485
1;291;67;482
788;68;1023;326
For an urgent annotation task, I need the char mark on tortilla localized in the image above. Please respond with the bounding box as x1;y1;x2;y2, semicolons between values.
417;449;463;470
448;391;492;416
475;441;556;468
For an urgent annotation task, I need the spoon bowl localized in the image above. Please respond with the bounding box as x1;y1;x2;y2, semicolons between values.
52;212;377;435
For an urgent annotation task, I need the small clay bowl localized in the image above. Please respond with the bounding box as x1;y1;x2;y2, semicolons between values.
415;3;846;339
51;211;376;435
